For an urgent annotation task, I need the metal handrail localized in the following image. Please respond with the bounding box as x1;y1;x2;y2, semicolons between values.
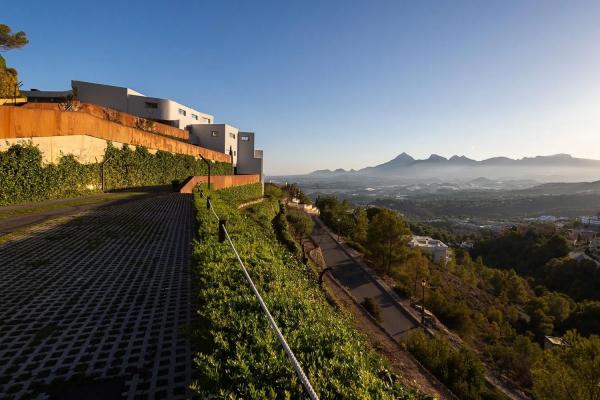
207;198;319;400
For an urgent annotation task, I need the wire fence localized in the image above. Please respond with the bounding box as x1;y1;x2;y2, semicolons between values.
206;197;319;400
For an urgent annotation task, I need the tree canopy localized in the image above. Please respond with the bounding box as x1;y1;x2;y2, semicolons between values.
0;24;29;51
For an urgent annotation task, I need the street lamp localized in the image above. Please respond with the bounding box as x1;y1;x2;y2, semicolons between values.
101;154;114;192
14;81;23;105
199;154;212;189
336;218;341;241
421;279;427;326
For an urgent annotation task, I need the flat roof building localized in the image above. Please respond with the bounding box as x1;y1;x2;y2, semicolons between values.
409;235;449;265
23;80;214;130
21;80;264;178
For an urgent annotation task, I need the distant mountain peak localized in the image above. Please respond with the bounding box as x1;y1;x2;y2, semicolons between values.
427;154;447;162
393;152;415;161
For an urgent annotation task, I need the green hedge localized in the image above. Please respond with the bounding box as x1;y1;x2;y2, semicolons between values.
103;143;232;191
0;142;233;206
191;185;428;399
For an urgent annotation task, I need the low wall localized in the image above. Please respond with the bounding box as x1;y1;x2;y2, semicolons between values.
0;106;230;163
179;174;260;193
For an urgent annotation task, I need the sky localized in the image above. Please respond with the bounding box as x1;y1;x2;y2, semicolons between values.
3;0;600;175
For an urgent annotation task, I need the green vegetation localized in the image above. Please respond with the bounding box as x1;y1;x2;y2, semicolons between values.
532;331;600;400
191;184;427;399
0;142;232;206
407;330;489;400
282;182;311;204
272;203;302;257
315;193;600;398
0;23;28;98
285;208;315;238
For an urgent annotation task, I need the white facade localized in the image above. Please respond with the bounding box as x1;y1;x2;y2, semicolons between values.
71;80;214;130
409;235;449;264
189;124;239;166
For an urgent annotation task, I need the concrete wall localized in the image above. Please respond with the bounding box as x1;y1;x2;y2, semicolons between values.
179;174;260;193
0;135;136;164
237;131;263;176
73;80;129;111
0;106;231;164
189;124;239;166
23;102;191;141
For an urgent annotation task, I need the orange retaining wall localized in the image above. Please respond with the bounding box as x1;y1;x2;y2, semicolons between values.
179;174;260;193
0;106;230;163
23;102;190;141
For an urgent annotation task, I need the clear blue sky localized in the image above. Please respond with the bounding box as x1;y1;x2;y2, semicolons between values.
3;0;600;174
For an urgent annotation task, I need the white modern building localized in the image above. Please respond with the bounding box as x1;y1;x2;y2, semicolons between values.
236;132;263;176
409;235;449;264
21;80;264;176
189;124;239;166
25;80;214;130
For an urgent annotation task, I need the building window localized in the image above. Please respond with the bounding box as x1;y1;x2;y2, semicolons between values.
240;136;250;141
144;102;158;109
178;108;187;116
203;117;211;123
211;131;218;137
229;132;236;139
191;114;198;120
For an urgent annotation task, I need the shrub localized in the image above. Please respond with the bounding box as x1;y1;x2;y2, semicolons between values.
286;208;315;238
407;330;486;400
361;297;382;322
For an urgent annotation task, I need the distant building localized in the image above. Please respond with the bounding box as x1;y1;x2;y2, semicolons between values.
580;216;600;226
409;235;449;264
567;229;596;245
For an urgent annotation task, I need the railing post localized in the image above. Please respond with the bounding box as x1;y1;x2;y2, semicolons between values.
218;219;226;243
207;196;211;210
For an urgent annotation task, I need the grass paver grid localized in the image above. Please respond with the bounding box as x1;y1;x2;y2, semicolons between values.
0;193;194;399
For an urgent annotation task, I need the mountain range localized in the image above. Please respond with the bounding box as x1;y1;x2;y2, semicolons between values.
309;153;600;183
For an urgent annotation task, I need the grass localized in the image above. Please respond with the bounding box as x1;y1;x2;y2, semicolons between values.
0;192;145;220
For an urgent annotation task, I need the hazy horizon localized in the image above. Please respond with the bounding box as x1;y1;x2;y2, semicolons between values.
3;0;600;175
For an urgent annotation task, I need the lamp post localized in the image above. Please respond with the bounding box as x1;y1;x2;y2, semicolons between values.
336;218;341;241
101;154;114;192
14;81;23;105
199;154;212;189
421;279;427;326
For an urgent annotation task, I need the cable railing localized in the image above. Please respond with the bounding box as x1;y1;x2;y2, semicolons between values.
205;196;319;400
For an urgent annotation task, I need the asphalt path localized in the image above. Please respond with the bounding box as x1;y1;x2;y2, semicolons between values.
311;221;419;339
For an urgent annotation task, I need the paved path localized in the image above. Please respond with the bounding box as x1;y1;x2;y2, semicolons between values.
311;221;419;339
0;193;195;399
0;193;157;235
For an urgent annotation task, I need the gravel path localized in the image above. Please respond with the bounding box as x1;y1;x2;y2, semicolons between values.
0;193;195;399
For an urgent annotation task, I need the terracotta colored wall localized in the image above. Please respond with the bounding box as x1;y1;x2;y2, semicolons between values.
0;106;231;163
179;174;260;193
23;102;190;140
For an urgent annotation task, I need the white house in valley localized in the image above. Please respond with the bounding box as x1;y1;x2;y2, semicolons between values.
409;235;449;265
